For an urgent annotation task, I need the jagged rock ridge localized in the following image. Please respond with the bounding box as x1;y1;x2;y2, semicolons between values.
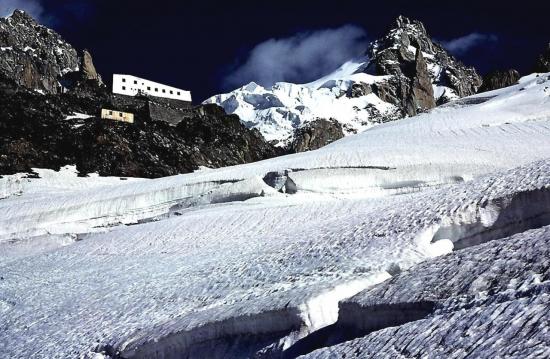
0;10;87;93
364;15;482;112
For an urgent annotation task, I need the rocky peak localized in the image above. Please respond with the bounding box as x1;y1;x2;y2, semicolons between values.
0;9;103;94
363;15;482;114
7;9;36;24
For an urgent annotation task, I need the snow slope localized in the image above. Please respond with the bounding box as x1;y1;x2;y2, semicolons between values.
1;73;550;358
303;226;550;359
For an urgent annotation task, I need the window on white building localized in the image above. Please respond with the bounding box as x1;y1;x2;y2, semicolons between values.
122;78;126;83
134;80;137;85
155;88;158;92
170;90;173;94
122;86;126;90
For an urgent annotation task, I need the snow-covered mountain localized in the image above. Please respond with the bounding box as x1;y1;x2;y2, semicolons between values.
205;16;481;149
1;72;550;358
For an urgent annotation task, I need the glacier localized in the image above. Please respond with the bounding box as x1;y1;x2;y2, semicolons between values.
0;73;550;358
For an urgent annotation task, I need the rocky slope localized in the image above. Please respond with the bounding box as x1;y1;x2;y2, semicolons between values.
205;16;482;150
0;10;278;178
288;118;344;153
0;85;278;178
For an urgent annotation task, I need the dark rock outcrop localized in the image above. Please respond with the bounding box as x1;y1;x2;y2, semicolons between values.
346;82;372;98
407;48;436;113
0;87;278;178
289;119;344;153
534;42;550;73
479;69;520;92
363;15;482;115
80;49;103;85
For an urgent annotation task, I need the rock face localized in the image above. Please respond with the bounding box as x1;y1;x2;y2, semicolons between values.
479;69;520;92
365;15;482;114
206;15;482;151
408;48;437;113
534;42;550;73
0;10;81;94
80;49;103;84
0;11;279;178
289;119;344;153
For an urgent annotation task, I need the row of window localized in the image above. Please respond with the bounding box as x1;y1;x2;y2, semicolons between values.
121;78;182;96
108;110;124;117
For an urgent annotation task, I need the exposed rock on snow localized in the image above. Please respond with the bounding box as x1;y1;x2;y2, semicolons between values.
0;87;279;177
479;69;520;92
205;16;481;150
289;119;344;153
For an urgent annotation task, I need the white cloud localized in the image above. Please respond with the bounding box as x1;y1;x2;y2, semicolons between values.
223;25;368;89
440;33;498;56
0;0;44;21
